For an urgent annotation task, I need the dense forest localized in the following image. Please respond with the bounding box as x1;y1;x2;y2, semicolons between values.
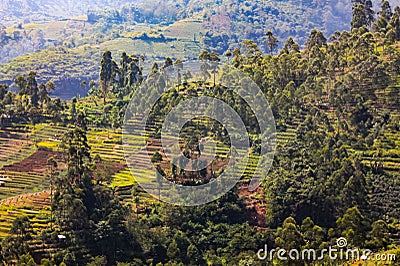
0;0;399;265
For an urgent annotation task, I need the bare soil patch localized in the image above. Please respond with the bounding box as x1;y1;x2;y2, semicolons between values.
2;149;63;173
239;183;267;228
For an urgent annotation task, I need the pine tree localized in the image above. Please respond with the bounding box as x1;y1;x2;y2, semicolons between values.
26;71;39;107
388;6;400;41
372;0;392;32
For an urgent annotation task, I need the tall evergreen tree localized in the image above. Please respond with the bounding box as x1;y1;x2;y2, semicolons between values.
336;206;369;247
26;71;39;107
275;217;305;251
372;0;393;32
99;51;119;103
351;0;375;30
387;6;400;41
264;30;279;54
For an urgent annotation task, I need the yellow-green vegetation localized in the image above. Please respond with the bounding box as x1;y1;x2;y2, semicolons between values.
37;141;58;150
0;205;50;238
30;124;68;144
163;19;204;40
111;169;136;188
7;20;93;42
0;141;36;169
0;18;204;99
87;130;124;162
1;1;400;264
0;171;50;200
110;168;156;188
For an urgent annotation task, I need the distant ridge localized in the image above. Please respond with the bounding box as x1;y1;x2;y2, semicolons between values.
0;0;139;26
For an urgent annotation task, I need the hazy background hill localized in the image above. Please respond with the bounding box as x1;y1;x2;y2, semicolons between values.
0;0;140;26
2;0;400;55
1;0;400;99
2;0;400;29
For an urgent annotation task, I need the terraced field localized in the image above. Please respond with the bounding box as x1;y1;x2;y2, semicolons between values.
0;171;50;200
0;124;71;202
87;130;125;162
0;123;141;236
0;126;36;168
358;128;400;174
0;99;398;241
0;201;51;238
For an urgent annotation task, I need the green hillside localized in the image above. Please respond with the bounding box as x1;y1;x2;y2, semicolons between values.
1;0;394;98
0;0;400;265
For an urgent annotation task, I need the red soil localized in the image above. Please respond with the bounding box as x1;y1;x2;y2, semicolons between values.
239;183;268;228
2;149;64;173
93;161;126;181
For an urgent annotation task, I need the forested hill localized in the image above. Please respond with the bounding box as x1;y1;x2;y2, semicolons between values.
1;0;400;99
1;8;400;264
2;0;400;43
164;0;400;48
1;1;400;265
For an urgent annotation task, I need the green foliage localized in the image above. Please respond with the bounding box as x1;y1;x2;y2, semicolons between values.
336;206;369;247
275;217;304;251
99;51;120;103
124;189;270;265
17;253;36;266
2;3;400;264
87;256;107;266
301;217;325;250
166;240;180;260
1;216;33;262
151;151;163;163
366;220;391;250
40;258;56;266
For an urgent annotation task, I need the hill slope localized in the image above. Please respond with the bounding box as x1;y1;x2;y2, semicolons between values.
0;0;140;26
1;0;400;99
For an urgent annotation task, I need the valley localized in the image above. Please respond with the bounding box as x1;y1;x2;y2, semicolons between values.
0;0;400;265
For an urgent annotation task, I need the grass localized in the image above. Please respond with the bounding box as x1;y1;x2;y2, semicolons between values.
0;18;204;92
163;19;204;40
37;141;59;150
0;171;50;200
100;37;201;62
